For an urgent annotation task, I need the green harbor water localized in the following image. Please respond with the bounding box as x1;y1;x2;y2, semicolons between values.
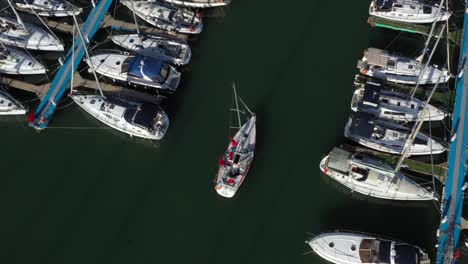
0;0;457;263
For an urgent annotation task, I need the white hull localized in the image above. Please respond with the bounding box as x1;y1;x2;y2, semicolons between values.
72;94;169;140
0;17;64;51
369;0;451;24
0;46;46;75
110;34;191;66
162;0;231;8
319;151;434;201
0;89;26;115
15;0;82;17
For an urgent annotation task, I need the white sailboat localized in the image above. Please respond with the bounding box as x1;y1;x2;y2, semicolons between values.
306;232;431;264
319;147;434;201
120;0;203;34
214;84;256;198
0;44;46;74
369;0;451;24
162;0;231;8
14;0;82;17
351;82;447;122
110;34;191;66
0;88;26;115
69;16;170;140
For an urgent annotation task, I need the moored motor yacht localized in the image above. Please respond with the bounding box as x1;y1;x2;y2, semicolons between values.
14;0;82;17
369;0;451;24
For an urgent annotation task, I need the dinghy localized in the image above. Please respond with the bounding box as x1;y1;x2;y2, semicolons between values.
0;16;64;51
369;0;451;24
0;89;26;115
110;34;191;66
162;0;231;8
344;112;445;155
215;84;256;198
357;48;451;85
320;147;434;201
15;0;82;17
87;53;181;92
351;82;447;122
72;94;169;140
0;45;46;74
306;232;430;264
121;0;203;34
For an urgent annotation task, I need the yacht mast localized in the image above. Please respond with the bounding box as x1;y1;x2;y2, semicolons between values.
72;14;104;97
6;0;28;34
130;0;141;35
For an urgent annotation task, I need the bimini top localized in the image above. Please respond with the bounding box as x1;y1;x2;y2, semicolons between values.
376;0;393;10
365;48;390;68
124;103;161;130
328;147;351;173
349;112;375;138
362;82;381;108
127;56;164;81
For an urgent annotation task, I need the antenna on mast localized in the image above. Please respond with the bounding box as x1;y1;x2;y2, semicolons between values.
71;14;104;97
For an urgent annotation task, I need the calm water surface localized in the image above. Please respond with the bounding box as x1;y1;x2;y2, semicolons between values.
0;0;457;263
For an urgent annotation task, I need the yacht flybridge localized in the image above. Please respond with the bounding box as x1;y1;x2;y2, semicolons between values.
14;0;82;17
0;89;26;115
306;232;430;264
320;147;434;201
87;53;181;92
357;48;451;85
0;16;64;51
351;82;447;122
72;95;169;140
344;112;446;155
215;85;256;198
120;0;203;34
0;45;46;75
369;0;451;24
110;34;191;66
162;0;231;8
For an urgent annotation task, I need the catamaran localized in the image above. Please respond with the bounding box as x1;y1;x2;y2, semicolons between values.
369;0;451;24
320;147;434;200
306;232;431;264
121;0;203;34
0;88;26;115
351;81;447;122
110;34;191;66
214;84;256;198
14;0;82;17
0;44;46;74
86;53;181;92
357;48;451;85
162;0;231;8
344;112;446;155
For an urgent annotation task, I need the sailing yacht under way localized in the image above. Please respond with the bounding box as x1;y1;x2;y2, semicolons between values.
0;16;64;51
357;48;451;85
344;112;445;155
162;0;231;8
306;232;430;264
215;86;256;198
351;82;447;122
87;53;181;92
0;45;46;74
121;0;203;34
320;147;434;200
369;0;451;24
71;95;169;140
110;34;191;66
0;89;26;115
14;0;82;17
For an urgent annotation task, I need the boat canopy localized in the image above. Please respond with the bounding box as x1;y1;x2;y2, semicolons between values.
362;83;381;108
328;148;351;173
349;113;375;138
128;56;164;81
365;48;389;68
394;245;419;264
376;0;393;10
124;103;161;130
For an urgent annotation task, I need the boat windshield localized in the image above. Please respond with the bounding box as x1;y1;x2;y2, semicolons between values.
371;240;392;264
160;64;169;80
376;0;393;10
